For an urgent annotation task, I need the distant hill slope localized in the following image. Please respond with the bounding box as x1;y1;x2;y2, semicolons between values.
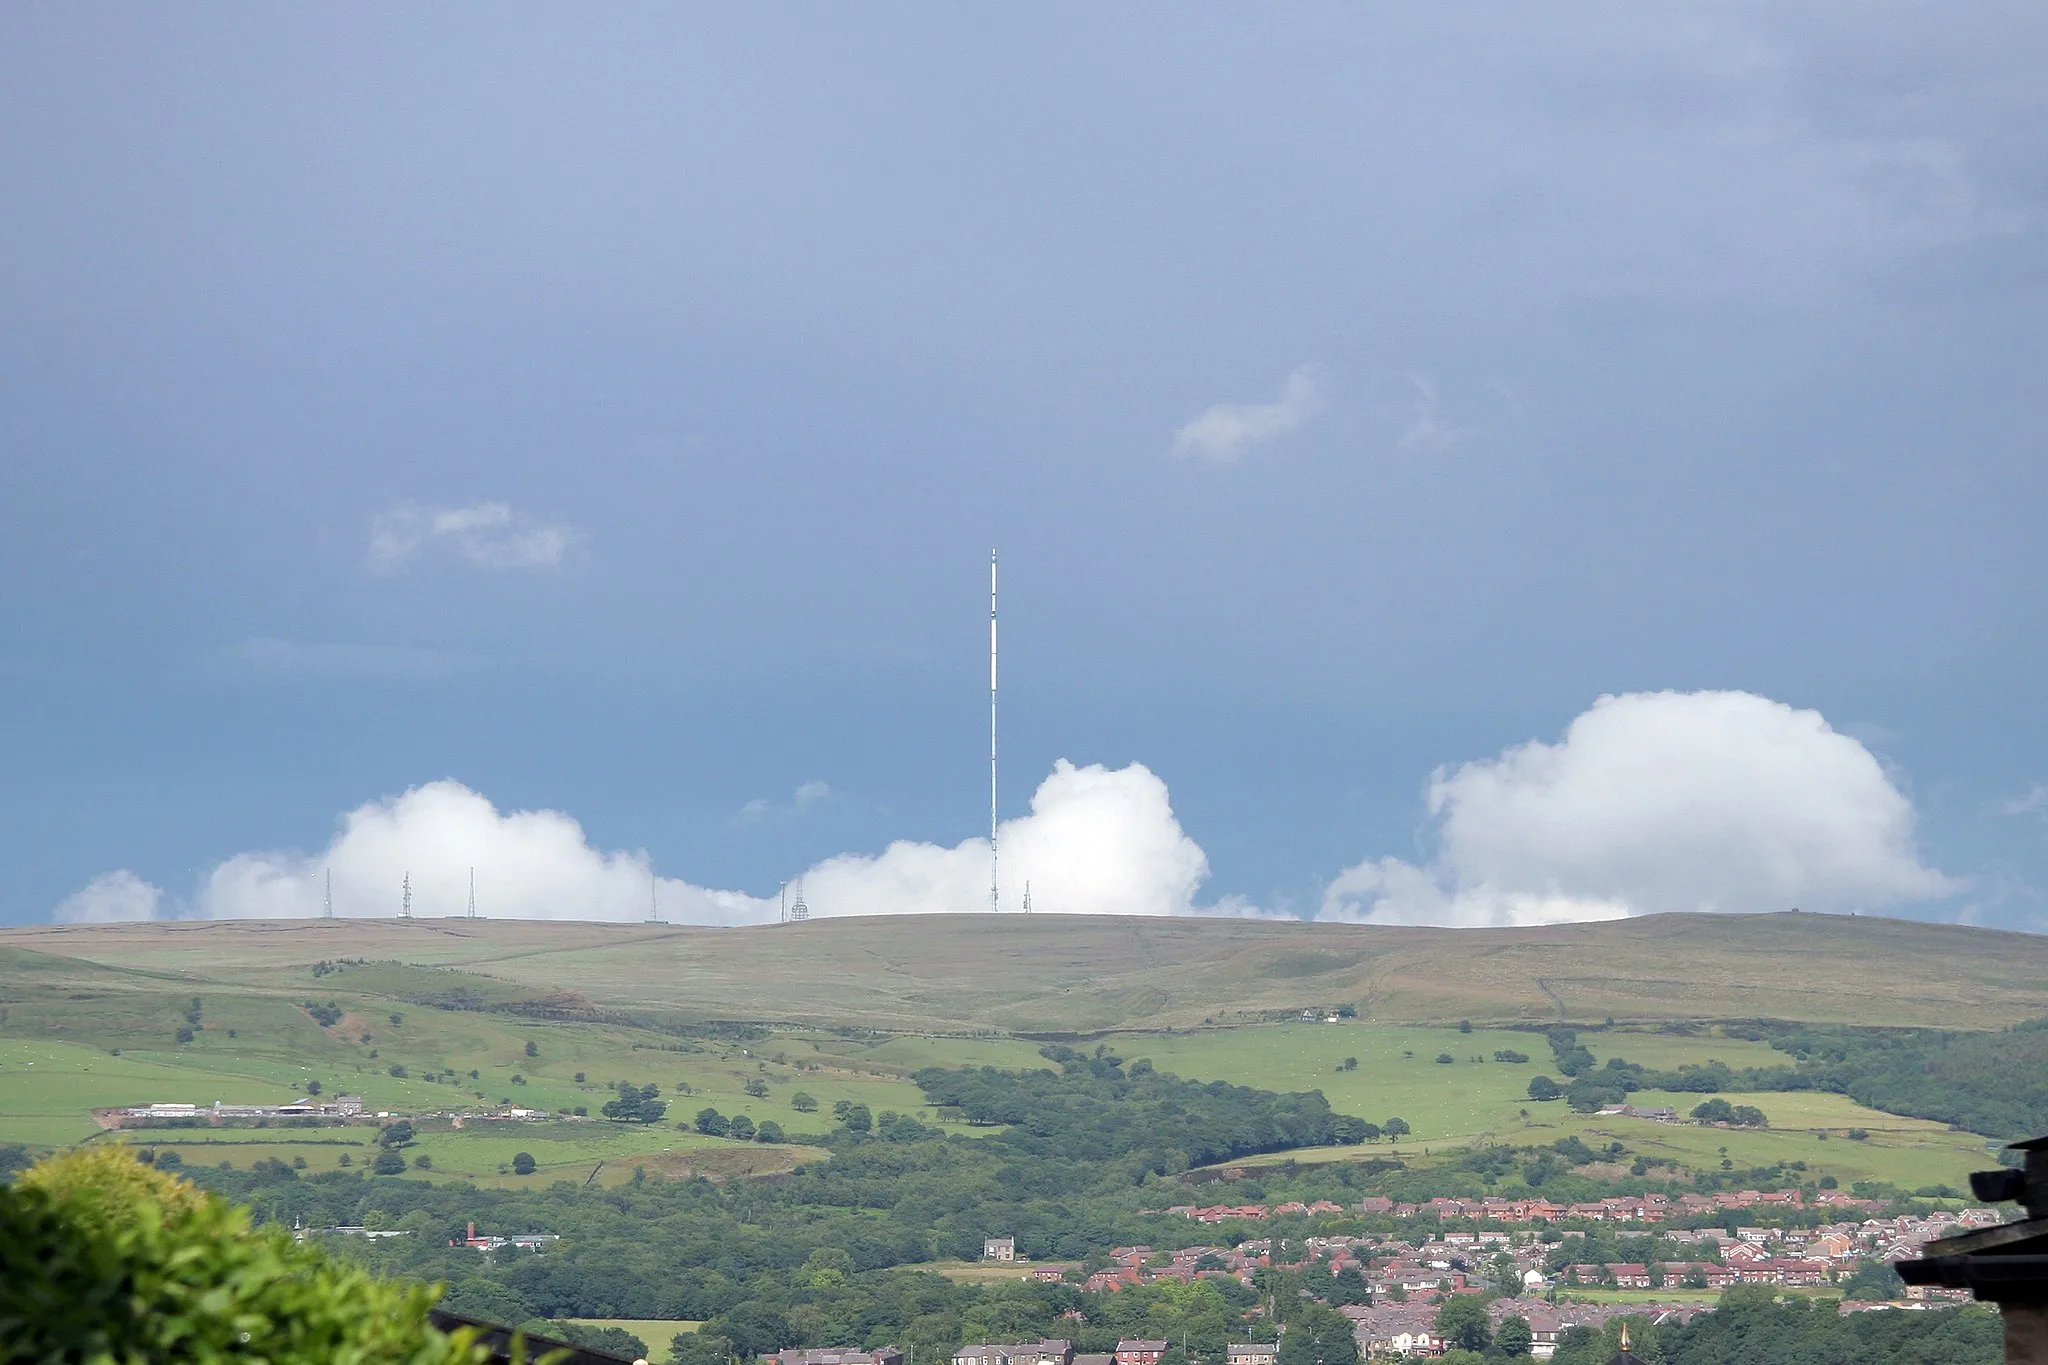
3;910;2040;1033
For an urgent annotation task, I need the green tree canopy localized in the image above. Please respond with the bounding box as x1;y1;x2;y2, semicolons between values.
1434;1294;1492;1354
1276;1301;1359;1365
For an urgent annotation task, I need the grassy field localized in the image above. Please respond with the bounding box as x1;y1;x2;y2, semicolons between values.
0;1038;311;1143
1022;1021;1803;1144
0;987;2004;1192
560;1321;700;1362
830;1035;1052;1072
1224;1082;1996;1192
1112;1022;1565;1140
0;946;996;1163
1553;1094;1995;1190
0;954;959;1173
1579;1031;1786;1071
920;1260;1066;1284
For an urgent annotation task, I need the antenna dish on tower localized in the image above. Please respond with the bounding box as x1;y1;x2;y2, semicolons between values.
400;872;412;920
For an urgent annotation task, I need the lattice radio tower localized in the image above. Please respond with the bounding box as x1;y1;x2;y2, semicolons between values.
467;867;477;919
788;877;810;922
323;867;333;918
400;872;412;919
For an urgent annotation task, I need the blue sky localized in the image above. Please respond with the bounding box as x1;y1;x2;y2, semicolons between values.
3;6;2045;928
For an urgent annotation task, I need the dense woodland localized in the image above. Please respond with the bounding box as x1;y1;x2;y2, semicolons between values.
1581;1290;1999;1365
913;1044;1378;1167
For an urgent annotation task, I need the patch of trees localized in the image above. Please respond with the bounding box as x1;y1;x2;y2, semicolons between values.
1529;1030;1671;1111
1275;1300;1359;1365
601;1082;668;1124
1546;1028;1597;1078
693;1108;794;1143
1434;1294;1493;1354
1690;1098;1768;1128
911;1045;1377;1168
304;1000;344;1027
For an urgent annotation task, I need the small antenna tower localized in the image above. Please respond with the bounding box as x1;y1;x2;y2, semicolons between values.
648;869;660;925
323;867;332;919
788;877;810;923
1022;880;1032;914
400;872;411;920
466;867;477;919
989;548;999;913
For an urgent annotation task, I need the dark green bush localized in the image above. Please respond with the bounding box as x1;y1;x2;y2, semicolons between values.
0;1147;485;1363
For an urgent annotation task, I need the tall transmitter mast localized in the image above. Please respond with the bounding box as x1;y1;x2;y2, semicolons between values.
989;549;999;914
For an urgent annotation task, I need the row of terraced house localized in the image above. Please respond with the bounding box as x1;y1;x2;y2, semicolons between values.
1148;1189;1891;1226
943;1340;1260;1365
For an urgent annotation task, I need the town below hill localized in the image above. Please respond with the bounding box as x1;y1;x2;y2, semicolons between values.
3;912;2041;1365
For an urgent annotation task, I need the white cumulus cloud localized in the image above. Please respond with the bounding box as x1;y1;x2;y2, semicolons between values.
54;870;164;923
194;780;758;923
70;760;1209;926
52;692;1962;931
1324;690;1959;927
367;501;575;573
804;759;1207;917
1172;367;1324;463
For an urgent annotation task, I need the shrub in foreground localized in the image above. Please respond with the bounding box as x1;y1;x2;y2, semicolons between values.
0;1146;488;1364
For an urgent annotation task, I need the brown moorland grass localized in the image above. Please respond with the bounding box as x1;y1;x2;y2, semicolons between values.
5;910;2045;1033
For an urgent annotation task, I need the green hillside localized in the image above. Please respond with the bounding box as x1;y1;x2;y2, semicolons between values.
0;911;2037;1190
